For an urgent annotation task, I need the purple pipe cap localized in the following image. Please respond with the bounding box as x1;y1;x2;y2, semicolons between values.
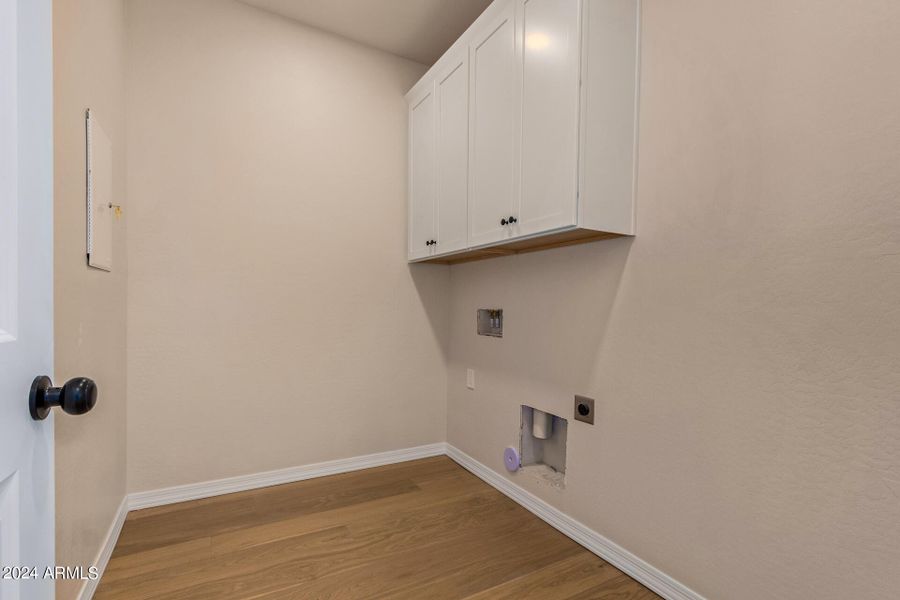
504;446;520;472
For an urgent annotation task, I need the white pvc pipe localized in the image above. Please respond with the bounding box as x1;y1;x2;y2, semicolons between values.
532;409;553;440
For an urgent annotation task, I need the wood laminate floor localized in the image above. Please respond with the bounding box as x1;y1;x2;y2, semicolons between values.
96;457;660;599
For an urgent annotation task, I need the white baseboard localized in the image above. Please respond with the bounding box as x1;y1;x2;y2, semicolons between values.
82;442;702;600
78;495;128;600
127;443;447;511
445;444;706;600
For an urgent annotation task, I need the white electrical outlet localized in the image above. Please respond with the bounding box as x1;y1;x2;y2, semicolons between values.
466;369;475;390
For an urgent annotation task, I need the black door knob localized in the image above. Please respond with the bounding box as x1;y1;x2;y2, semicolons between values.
508;216;518;224
500;218;508;226
30;376;98;421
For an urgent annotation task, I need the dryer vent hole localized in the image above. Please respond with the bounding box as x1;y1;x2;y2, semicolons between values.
519;405;567;489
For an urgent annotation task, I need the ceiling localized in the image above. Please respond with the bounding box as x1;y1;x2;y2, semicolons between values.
239;0;492;65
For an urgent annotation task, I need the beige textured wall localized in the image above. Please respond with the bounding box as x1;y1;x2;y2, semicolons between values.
53;1;128;599
446;1;900;599
125;0;447;493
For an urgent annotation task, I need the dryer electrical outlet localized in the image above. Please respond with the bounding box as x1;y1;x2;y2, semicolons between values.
574;395;595;425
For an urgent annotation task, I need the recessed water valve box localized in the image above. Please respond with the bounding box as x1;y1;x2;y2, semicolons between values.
477;309;503;337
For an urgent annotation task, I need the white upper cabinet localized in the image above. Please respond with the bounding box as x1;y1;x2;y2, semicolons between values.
408;86;436;260
435;51;469;255
578;0;640;236
516;0;581;237
467;0;519;248
407;0;640;263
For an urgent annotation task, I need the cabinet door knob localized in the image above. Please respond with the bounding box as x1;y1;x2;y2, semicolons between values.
500;218;508;226
508;216;518;224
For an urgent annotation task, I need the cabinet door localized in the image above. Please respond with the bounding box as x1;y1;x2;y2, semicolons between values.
408;86;436;260
468;0;520;247
434;52;469;255
516;0;580;236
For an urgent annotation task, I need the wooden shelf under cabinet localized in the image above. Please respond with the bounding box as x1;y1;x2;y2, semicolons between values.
417;228;622;265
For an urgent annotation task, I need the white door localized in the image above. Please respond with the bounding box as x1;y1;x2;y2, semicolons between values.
516;0;581;237
0;0;56;598
434;51;469;255
468;0;520;248
407;86;436;260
